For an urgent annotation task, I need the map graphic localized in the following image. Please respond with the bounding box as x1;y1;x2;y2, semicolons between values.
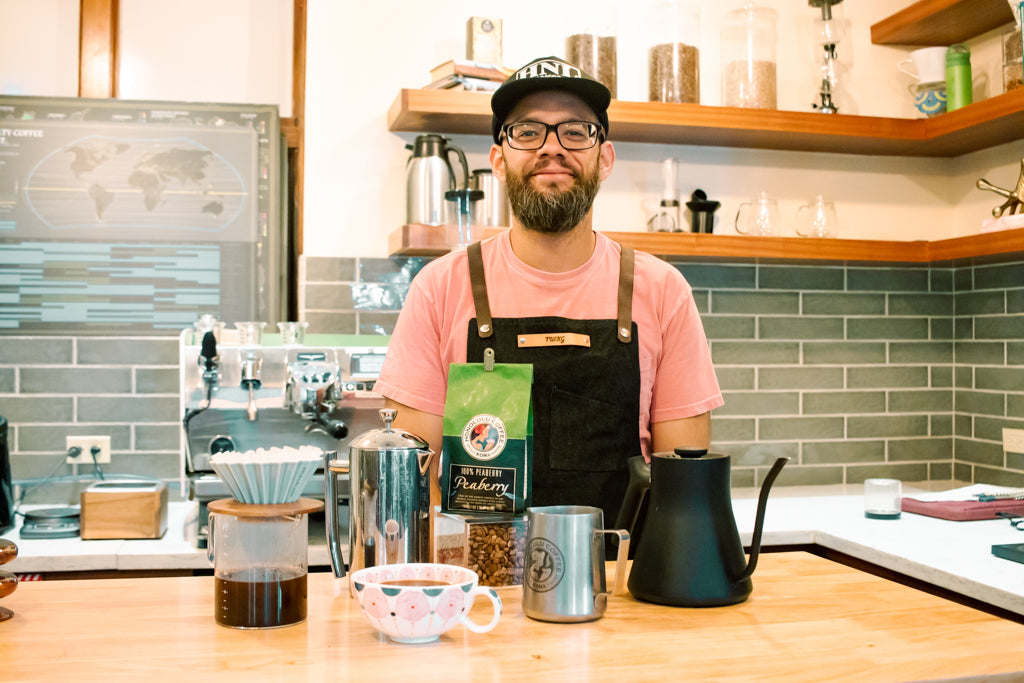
0;97;278;333
25;134;249;234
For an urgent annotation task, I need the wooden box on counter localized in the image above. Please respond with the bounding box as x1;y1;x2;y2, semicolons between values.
80;480;168;539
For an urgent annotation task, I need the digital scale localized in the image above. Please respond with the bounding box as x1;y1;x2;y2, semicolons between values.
18;506;80;539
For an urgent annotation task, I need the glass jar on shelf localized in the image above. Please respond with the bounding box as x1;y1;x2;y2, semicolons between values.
647;1;701;104
1004;24;1023;93
722;3;777;109
565;0;617;98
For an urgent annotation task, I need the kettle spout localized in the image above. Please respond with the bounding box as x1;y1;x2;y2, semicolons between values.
738;456;789;581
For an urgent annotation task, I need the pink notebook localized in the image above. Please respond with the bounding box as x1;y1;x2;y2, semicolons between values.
901;497;1024;521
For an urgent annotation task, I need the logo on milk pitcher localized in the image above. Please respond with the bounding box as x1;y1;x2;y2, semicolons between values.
525;537;564;592
461;414;507;460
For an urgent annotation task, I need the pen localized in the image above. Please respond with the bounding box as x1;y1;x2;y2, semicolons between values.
976;490;1024;502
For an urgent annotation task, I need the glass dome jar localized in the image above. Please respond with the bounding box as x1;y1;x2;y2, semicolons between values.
565;0;617;98
722;4;777;109
647;1;701;104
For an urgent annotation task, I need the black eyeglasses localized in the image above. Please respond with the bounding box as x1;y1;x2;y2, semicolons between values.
500;121;603;151
997;512;1024;530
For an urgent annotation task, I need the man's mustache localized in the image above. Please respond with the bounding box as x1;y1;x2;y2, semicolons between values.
527;163;576;177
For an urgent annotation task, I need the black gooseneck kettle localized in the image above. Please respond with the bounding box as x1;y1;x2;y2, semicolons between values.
616;450;788;607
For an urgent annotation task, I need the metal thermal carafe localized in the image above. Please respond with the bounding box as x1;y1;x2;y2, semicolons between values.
405;134;469;226
179;316;388;548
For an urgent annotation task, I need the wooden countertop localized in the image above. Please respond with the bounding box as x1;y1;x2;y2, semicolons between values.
3;552;1022;681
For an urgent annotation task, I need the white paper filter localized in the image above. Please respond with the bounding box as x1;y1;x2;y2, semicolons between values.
210;446;323;503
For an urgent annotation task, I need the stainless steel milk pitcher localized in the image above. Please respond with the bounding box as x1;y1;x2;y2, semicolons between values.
522;505;629;623
406;134;469;226
324;409;434;581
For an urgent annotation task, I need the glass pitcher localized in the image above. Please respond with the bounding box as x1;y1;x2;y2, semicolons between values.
735;192;780;236
796;195;839;238
207;498;323;629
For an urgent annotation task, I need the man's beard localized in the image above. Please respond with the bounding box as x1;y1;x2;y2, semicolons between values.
504;157;601;235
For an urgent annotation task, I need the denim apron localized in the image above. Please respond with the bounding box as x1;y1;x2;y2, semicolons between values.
464;240;642;523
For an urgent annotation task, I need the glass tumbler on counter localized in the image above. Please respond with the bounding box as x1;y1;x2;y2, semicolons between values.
864;478;902;520
722;3;777;109
648;1;701;104
565;0;617;98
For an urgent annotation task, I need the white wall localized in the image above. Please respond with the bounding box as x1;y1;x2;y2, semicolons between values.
0;0;80;97
0;0;1019;257
303;0;1022;257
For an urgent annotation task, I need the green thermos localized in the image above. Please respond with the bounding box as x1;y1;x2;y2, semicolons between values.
946;44;972;111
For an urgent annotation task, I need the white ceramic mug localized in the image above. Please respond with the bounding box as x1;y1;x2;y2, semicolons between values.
897;46;948;85
796;196;839;238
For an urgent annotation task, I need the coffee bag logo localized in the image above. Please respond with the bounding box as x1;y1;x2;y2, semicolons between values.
461;414;507;460
525;537;564;592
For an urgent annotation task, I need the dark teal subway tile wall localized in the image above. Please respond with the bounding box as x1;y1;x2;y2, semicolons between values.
659;257;1024;487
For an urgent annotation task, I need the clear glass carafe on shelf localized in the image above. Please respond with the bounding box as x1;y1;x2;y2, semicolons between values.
722;4;777;109
648;1;701;104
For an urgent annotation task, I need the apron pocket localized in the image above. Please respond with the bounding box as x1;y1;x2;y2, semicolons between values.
548;385;629;472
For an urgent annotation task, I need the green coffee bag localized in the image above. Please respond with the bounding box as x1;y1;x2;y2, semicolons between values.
441;362;533;514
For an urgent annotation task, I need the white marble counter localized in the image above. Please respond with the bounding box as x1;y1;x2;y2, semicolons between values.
3;502;336;573
5;484;1024;618
730;482;1024;618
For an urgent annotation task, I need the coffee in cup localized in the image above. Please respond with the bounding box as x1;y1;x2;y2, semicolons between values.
351;563;501;643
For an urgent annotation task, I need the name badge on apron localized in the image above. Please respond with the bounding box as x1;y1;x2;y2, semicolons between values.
517;333;591;348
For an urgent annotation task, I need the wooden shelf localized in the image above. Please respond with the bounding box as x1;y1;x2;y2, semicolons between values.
388;88;1024;158
389;225;1024;266
871;0;1015;46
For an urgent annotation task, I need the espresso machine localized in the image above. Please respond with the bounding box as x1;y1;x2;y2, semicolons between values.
179;316;388;547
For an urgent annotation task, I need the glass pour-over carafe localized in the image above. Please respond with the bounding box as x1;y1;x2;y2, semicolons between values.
207;498;323;629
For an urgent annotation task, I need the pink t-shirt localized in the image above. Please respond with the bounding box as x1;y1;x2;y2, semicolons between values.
375;230;723;456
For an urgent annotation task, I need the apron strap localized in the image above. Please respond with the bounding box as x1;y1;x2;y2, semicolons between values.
617;246;635;343
467;241;493;338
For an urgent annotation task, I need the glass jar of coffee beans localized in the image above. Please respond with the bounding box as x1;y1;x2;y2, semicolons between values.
434;511;526;587
722;3;777;109
565;1;617;98
647;1;701;104
1004;25;1023;93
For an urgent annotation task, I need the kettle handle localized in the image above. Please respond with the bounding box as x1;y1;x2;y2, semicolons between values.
614;456;650;538
738;456;789;581
446;144;470;190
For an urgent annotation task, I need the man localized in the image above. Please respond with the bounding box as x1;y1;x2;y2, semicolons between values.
374;56;723;523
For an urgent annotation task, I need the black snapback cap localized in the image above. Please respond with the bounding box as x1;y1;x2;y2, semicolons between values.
490;56;611;144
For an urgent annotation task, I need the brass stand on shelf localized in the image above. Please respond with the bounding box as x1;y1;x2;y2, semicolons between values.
978;157;1024;217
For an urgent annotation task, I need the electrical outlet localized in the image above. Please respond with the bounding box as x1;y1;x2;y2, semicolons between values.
1004;428;1024;455
66;435;111;464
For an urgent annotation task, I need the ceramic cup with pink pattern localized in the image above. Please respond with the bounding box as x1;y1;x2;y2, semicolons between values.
350;563;502;643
